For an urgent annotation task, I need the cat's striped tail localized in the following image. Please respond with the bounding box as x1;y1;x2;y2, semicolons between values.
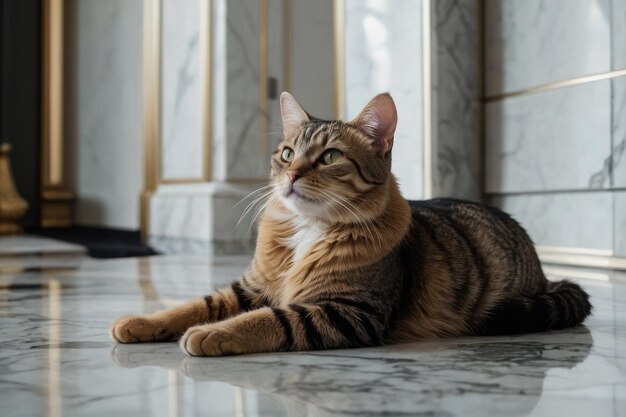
478;280;592;336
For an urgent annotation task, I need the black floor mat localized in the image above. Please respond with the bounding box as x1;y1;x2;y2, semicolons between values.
27;226;159;259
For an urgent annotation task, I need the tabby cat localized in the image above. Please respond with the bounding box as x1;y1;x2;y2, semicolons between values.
111;92;592;356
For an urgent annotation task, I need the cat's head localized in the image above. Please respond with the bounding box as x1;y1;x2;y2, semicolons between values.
270;92;398;223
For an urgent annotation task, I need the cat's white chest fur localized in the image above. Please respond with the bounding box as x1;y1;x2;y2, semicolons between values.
285;218;327;263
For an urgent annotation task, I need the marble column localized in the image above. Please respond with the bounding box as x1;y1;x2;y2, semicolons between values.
342;0;480;201
148;0;285;254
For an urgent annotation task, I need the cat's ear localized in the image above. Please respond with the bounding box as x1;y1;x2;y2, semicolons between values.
348;93;397;155
280;92;309;138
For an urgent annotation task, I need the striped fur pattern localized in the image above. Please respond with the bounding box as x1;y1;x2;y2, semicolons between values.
110;92;592;356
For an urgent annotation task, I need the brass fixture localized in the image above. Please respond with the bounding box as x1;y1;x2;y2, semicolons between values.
0;143;29;235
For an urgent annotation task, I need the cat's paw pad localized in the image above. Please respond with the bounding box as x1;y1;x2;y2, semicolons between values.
110;316;170;343
180;326;239;357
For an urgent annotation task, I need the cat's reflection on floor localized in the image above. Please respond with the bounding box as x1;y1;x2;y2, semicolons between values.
110;326;593;417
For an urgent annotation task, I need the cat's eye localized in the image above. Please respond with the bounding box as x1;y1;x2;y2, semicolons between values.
321;149;342;165
281;147;294;162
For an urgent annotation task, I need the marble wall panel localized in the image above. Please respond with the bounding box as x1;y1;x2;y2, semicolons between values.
485;0;611;96
265;0;286;165
613;0;626;70
485;80;612;193
612;76;626;187
160;0;204;180
432;0;480;200
345;0;423;200
289;0;334;120
225;0;266;179
491;192;614;250
64;0;143;229
614;192;626;257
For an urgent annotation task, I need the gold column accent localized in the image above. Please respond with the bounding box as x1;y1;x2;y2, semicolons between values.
41;0;73;227
140;0;162;241
333;0;345;120
0;144;28;235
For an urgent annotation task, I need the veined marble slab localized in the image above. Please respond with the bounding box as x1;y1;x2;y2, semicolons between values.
486;80;612;193
485;0;611;96
491;191;614;250
612;76;626;187
0;252;624;416
161;0;204;180
613;0;626;70
344;0;424;200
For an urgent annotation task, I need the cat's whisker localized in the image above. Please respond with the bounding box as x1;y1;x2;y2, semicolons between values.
233;185;274;209
235;189;276;230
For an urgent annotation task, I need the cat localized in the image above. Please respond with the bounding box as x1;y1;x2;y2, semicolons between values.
110;92;592;356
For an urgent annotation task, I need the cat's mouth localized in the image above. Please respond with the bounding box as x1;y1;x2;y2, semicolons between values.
285;186;315;202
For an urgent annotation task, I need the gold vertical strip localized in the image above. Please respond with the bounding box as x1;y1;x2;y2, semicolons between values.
140;0;162;241
41;0;72;227
422;0;433;199
283;0;292;92
259;0;268;154
333;0;345;120
200;0;213;181
42;0;64;186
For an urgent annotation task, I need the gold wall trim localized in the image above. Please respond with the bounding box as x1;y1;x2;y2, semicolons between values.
333;0;345;120
484;68;626;102
140;0;162;239
537;245;626;271
259;0;268;156
41;0;73;228
422;0;433;199
283;0;292;93
200;0;213;182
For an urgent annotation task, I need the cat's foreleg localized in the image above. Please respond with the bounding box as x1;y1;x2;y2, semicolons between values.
180;301;384;356
110;280;266;343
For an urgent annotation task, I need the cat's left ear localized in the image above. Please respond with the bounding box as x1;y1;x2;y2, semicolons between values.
348;93;397;155
280;92;309;139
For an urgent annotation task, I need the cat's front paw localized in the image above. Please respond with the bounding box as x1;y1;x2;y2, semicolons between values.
180;325;241;357
110;315;173;343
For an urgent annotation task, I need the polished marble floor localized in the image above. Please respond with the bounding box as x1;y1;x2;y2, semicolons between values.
0;236;625;417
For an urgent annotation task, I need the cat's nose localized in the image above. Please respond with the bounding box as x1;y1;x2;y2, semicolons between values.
287;172;301;184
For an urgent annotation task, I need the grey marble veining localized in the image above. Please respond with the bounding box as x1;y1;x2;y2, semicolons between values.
432;0;480;200
161;0;204;180
490;192;614;250
344;0;424;200
486;80;612;193
612;76;626;187
64;0;143;229
484;0;611;96
1;239;625;416
613;0;626;70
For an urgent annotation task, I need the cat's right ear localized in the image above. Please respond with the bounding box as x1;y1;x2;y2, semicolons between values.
280;92;309;139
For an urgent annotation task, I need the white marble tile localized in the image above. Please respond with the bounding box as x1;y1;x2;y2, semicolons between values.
485;0;611;96
612;76;626;187
491;192;614;250
64;0;143;229
160;0;204;180
613;0;626;70
344;0;424;200
226;0;266;179
1;251;625;417
614;192;626;257
432;0;480;200
0;235;85;256
486;80;612;193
